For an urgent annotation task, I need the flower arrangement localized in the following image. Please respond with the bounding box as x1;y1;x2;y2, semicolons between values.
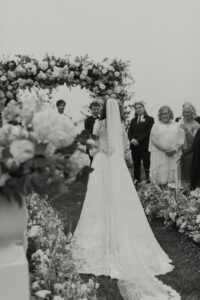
0;93;91;204
0;55;134;104
139;182;200;244
28;193;98;300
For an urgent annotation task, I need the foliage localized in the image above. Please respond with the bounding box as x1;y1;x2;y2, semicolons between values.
0;93;92;204
0;54;134;104
139;182;200;244
28;193;98;300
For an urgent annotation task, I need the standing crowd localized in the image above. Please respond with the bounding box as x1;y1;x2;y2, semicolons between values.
0;83;199;191
85;100;200;190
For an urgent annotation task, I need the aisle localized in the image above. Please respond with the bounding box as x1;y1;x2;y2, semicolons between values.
53;182;200;300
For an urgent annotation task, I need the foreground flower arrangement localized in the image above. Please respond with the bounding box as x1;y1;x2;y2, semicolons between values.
138;182;200;244
0;54;133;103
0;93;91;203
28;193;98;300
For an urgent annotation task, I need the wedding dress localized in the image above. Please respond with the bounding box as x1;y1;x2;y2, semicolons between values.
72;99;181;300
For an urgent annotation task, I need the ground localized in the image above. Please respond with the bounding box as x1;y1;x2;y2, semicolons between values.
52;181;200;300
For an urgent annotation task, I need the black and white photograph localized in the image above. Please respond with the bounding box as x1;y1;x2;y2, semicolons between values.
1;1;200;299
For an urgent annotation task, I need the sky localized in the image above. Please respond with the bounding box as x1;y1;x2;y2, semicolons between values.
1;0;200;120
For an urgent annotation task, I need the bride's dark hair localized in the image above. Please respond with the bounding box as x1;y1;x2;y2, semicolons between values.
100;100;125;122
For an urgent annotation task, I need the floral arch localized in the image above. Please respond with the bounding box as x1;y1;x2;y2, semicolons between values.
0;54;134;105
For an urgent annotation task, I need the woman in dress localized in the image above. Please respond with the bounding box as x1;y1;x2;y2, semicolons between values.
149;106;184;186
72;99;181;300
176;102;200;189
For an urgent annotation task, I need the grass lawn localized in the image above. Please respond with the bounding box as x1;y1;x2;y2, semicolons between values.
52;181;200;300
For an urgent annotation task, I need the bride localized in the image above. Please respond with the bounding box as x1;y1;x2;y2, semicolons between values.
72;99;181;300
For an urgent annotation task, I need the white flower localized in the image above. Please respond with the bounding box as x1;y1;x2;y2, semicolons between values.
54;283;64;294
99;83;106;90
7;71;16;79
32;109;76;148
0;75;7;81
28;225;42;238
32;281;40;290
25;62;37;75
169;212;177;222
193;234;200;243
145;207;151;216
95;283;100;289
0;172;10;187
50;60;56;67
102;68;108;74
53;296;64;300
9;139;35;164
39;61;49;71
108;65;115;71
68;150;90;177
114;71;120;77
37;71;47;80
196;214;200;224
6;91;14;99
35;290;51;299
21;94;42;124
15;65;26;76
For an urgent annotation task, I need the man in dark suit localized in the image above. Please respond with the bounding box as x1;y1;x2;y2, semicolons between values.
84;101;100;163
128;101;154;184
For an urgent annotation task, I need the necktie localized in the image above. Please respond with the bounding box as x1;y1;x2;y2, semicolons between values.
137;116;141;124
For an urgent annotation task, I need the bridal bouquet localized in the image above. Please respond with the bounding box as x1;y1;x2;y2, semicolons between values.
0;94;91;203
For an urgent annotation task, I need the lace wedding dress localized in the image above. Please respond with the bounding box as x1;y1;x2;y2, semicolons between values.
72;99;181;300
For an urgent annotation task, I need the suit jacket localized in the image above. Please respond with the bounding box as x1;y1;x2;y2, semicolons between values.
128;115;154;152
84;115;99;154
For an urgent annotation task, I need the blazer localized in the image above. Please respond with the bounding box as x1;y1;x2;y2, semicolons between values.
84;115;99;154
128;115;154;152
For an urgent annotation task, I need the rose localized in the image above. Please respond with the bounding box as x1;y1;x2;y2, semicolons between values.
39;61;49;71
37;71;47;80
15;65;26;76
99;83;106;90
9;139;35;164
6;91;14;99
50;60;56;67
32;109;76;148
7;71;16;79
0;173;10;187
0;75;7;82
102;68;108;74
25;63;37;75
114;71;120;77
35;290;51;299
193;234;200;243
196;214;200;224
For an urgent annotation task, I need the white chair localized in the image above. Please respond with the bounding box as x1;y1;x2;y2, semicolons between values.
0;244;29;300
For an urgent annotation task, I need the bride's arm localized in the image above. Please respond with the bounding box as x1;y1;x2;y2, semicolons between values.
122;124;130;152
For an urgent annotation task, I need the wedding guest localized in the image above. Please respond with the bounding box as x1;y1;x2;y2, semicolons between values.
149;106;184;186
0;84;7;127
84;101;100;163
176;102;200;189
56;99;72;120
56;99;66;114
128;101;154;184
190;128;200;189
175;102;200;124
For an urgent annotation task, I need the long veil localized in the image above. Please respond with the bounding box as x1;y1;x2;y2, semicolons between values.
105;99;181;300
